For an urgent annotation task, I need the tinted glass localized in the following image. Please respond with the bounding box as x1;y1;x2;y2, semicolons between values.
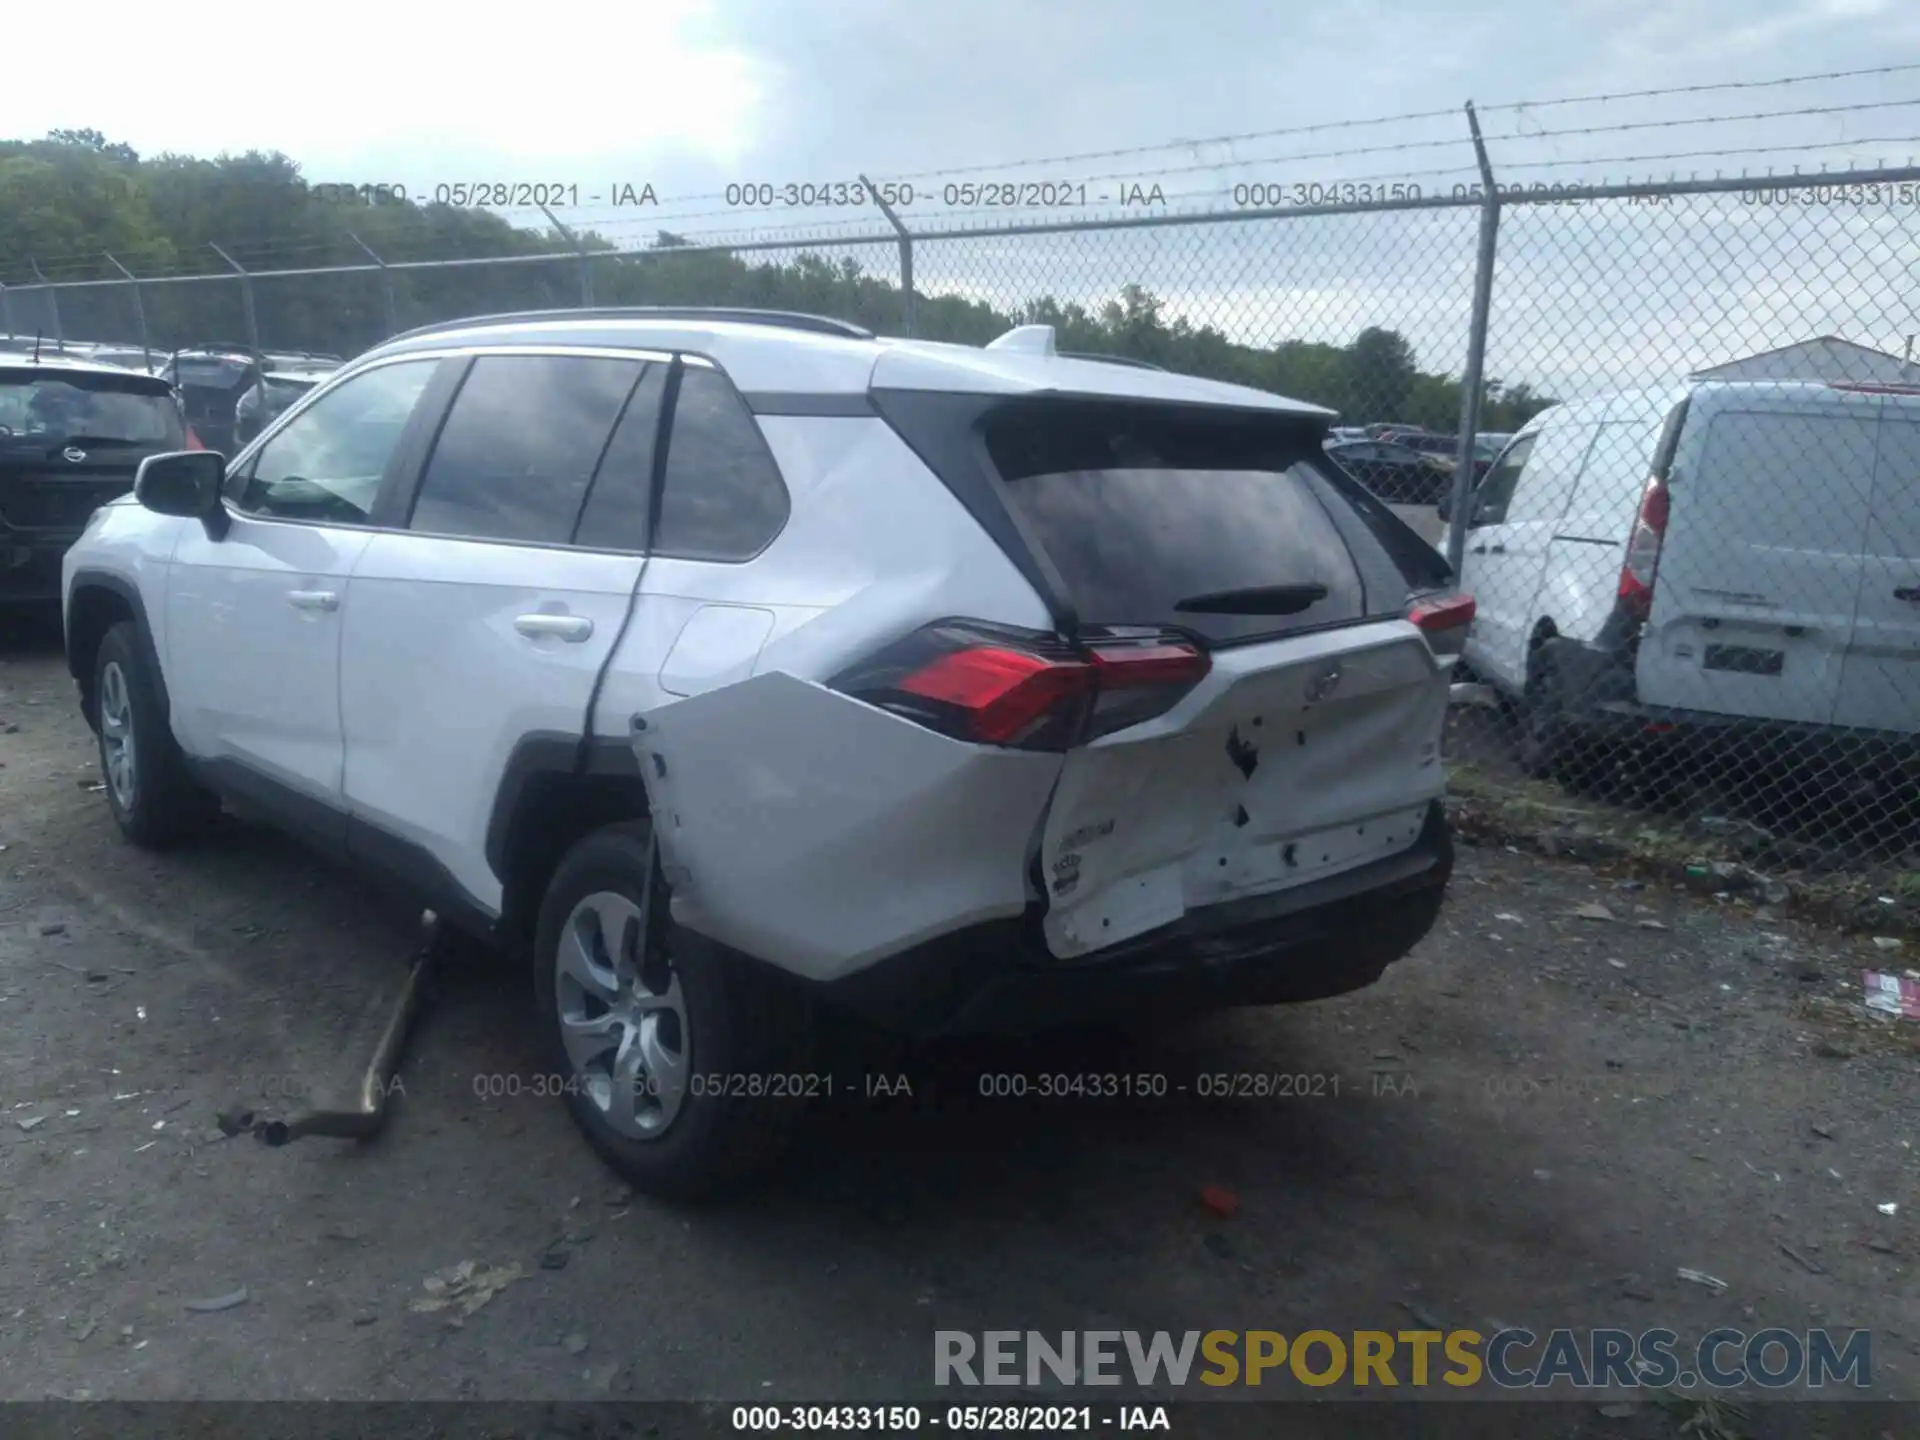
0;374;182;447
410;355;644;544
985;400;1371;646
238;359;437;524
572;365;668;550
653;366;790;562
1470;433;1537;526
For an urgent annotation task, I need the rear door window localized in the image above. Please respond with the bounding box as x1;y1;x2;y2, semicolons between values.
408;354;645;544
984;399;1416;646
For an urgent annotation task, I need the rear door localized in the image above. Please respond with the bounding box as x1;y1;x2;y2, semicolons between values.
1641;392;1877;725
339;350;661;914
1833;406;1920;734
973;399;1456;959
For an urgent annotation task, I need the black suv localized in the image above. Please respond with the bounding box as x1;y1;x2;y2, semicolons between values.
0;356;186;604
157;345;342;454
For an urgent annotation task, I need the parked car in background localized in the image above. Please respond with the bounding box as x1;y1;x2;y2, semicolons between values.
61;306;1469;1195
156;345;273;454
1324;437;1456;505
233;357;340;444
1456;380;1920;778
87;348;166;375
1;355;187;606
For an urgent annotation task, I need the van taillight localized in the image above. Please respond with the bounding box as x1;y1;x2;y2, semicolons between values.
1617;475;1670;620
1408;592;1476;656
185;427;206;451
830;621;1209;750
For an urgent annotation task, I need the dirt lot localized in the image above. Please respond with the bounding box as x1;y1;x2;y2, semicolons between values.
2;613;1918;1420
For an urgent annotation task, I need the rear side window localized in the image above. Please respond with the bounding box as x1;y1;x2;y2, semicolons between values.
652;365;790;562
410;354;644;544
984;399;1411;646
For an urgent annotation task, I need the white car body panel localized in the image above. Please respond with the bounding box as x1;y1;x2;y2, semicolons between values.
634;671;1063;982
1836;416;1920;732
339;533;646;913
165;515;372;803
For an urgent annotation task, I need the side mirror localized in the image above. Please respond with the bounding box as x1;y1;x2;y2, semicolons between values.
134;451;229;540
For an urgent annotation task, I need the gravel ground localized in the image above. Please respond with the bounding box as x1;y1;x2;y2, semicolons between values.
2;613;1917;1420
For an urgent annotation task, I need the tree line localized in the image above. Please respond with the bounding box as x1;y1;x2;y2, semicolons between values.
1;131;1554;430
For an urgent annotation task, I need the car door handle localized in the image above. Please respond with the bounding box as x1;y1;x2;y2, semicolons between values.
286;589;339;612
515;613;594;642
1897;586;1920;603
1470;543;1504;555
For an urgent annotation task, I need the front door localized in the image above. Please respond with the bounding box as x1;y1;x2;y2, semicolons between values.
163;358;442;834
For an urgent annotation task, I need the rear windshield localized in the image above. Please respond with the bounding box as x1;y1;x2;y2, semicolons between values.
172;357;253;389
983;399;1447;646
0;372;184;448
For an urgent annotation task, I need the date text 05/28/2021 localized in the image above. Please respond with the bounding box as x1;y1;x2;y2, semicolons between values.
309;182;658;207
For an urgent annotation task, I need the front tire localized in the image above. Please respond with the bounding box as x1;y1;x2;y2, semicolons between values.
93;622;218;848
532;822;813;1200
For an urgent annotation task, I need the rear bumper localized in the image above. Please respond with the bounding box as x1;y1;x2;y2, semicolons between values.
1545;634;1920;764
815;800;1453;1038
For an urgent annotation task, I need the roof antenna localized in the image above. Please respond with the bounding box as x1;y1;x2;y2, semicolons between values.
32;328;43;363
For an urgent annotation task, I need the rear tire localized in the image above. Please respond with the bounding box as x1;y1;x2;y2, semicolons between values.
532;822;813;1200
93;622;219;848
1517;651;1569;780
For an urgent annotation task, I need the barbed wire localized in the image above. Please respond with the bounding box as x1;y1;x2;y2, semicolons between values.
7;80;1920;282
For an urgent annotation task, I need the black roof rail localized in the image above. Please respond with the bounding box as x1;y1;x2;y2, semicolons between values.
384;306;874;345
1058;350;1168;372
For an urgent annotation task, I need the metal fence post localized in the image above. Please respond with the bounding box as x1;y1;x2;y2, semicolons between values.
349;231;399;337
103;254;153;368
28;259;64;349
539;204;593;307
208;243;261;353
860;174;915;336
0;283;13;339
1446;102;1501;579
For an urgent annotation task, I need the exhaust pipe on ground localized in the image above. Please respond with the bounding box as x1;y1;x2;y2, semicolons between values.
252;912;440;1147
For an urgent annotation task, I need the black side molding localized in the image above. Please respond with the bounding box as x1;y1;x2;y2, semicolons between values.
741;391;877;417
65;569;170;724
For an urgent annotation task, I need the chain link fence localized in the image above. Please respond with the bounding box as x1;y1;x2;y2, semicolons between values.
7;167;1919;875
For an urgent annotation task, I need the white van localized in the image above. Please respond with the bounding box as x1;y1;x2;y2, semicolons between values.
1454;379;1920;776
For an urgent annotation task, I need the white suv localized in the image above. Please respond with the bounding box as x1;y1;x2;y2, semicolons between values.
62;308;1470;1196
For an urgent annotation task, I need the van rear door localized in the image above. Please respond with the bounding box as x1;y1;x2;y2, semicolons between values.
1833;404;1920;734
1640;388;1879;726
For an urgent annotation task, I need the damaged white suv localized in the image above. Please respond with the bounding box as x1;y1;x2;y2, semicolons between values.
62;307;1470;1196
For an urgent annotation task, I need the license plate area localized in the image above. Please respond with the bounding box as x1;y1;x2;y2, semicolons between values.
1039;625;1446;960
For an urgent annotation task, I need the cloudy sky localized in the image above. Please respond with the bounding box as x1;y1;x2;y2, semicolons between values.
5;0;1918;393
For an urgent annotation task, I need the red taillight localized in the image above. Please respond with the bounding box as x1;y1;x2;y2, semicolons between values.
185;426;206;451
1409;592;1475;658
896;646;1094;745
1617;475;1670;620
833;622;1209;749
1408;594;1476;632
